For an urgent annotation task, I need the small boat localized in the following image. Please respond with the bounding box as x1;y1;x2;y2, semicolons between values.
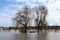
30;30;36;33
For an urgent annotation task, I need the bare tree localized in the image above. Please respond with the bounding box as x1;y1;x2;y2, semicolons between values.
13;6;31;33
39;5;48;30
35;5;48;33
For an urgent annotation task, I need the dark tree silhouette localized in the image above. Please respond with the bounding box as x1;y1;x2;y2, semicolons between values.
13;6;31;33
35;5;48;33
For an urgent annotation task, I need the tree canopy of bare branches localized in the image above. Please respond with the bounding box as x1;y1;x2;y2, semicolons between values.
13;5;48;33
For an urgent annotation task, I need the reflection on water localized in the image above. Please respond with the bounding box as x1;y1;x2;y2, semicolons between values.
0;30;60;40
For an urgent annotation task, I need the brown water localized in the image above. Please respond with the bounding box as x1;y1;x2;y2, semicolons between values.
0;30;60;40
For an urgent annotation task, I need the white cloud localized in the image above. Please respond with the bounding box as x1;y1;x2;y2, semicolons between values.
0;13;12;27
37;0;47;2
55;1;60;10
46;0;60;25
0;6;19;26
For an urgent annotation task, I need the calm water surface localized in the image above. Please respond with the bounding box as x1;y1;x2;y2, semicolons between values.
0;30;60;40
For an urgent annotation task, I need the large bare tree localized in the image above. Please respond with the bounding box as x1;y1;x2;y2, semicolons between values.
13;6;31;33
35;5;48;33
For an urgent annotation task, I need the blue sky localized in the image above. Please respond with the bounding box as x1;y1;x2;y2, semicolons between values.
0;0;60;27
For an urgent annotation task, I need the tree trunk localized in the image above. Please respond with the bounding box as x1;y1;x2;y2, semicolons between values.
38;25;39;33
25;24;27;33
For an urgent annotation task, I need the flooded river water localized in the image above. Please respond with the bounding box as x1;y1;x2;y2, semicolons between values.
0;30;60;40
